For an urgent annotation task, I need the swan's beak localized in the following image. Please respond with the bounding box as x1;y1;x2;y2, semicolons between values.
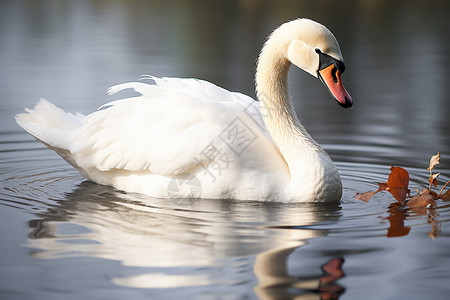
318;64;353;108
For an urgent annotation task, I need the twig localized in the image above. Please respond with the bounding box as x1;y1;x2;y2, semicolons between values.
437;180;450;198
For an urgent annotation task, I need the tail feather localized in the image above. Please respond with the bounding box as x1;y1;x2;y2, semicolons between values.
15;99;84;150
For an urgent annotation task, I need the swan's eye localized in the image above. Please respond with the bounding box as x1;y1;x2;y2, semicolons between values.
331;66;338;83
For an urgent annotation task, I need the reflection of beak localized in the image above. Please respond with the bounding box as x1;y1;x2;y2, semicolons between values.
318;64;353;108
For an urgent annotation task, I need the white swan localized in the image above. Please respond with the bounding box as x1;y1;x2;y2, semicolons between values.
16;18;352;203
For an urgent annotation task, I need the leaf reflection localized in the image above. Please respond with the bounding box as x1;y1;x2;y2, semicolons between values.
385;202;442;239
386;203;411;238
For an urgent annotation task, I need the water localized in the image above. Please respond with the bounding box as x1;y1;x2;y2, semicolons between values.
2;0;450;299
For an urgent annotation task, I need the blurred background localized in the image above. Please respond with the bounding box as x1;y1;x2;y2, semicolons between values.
1;0;450;167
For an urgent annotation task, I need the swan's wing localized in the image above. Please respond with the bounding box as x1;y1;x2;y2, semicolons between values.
71;77;269;175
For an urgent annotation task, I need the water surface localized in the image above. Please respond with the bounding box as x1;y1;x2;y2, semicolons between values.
2;1;450;299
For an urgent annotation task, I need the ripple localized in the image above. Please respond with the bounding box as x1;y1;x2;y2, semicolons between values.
0;142;82;213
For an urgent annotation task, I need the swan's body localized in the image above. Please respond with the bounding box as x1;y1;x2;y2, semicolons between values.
16;19;352;202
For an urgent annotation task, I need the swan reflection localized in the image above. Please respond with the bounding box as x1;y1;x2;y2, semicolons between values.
27;181;344;298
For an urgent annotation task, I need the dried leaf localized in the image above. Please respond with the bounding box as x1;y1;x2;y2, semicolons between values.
386;188;409;204
428;189;438;198
356;155;446;240
428;173;440;188
355;191;378;202
427;152;440;171
355;166;410;204
387;165;409;188
407;190;436;209
386;165;410;204
355;183;388;202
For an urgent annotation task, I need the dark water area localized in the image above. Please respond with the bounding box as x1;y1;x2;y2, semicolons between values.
2;0;450;299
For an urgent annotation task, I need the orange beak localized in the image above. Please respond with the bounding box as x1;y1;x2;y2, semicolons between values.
318;64;353;108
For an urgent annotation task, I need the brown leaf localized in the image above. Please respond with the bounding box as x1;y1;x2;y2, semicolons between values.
407;191;436;209
428;173;440;188
427;152;440;171
386;165;410;204
355;183;388;202
428;189;438;198
386;187;409;205
378;182;389;190
355;191;378;202
387;165;409;188
355;166;410;204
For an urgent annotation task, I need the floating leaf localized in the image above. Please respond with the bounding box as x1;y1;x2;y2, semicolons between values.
385;165;410;204
427;152;440;171
356;153;445;239
355;191;379;202
355;191;378;202
387;165;409;189
407;189;436;209
355;183;387;202
356;166;409;204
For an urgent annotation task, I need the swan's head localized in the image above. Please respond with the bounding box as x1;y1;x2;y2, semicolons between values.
286;19;352;108
261;19;353;108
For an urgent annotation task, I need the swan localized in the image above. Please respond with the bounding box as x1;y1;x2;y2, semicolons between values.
16;18;352;203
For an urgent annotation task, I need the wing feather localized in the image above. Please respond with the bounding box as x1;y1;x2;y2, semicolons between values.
71;77;264;175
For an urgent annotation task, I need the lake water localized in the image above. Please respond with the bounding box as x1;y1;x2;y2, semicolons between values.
2;1;450;299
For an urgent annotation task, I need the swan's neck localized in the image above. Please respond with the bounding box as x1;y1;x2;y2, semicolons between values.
255;38;333;187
